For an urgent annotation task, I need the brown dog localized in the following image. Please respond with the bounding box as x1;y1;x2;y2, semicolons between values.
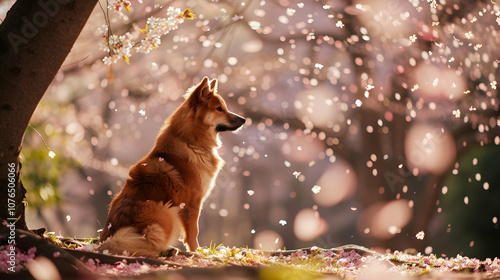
99;77;245;256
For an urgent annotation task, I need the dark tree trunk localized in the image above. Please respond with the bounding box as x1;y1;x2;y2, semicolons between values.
0;0;97;231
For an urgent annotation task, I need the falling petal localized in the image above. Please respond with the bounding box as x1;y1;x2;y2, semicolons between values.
416;231;425;240
311;185;321;194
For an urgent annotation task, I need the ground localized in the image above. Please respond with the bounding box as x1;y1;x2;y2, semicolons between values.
1;229;500;279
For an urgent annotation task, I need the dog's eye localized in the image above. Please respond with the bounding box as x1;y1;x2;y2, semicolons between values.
216;106;223;112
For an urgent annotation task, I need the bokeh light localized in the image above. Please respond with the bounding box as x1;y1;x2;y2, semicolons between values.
414;64;466;100
312;160;357;207
253;230;283;250
295;85;341;129
358;200;413;240
404;123;456;175
293;208;328;242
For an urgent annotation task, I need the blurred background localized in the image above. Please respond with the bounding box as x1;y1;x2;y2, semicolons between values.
2;0;499;259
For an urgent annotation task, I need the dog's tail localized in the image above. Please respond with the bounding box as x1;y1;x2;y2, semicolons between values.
99;201;181;257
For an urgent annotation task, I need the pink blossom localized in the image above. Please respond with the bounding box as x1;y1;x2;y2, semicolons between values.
0;244;37;272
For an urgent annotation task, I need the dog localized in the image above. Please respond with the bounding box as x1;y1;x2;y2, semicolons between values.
99;77;245;256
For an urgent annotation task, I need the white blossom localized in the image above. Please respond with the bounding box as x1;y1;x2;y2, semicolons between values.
100;6;193;64
136;7;190;54
102;32;133;65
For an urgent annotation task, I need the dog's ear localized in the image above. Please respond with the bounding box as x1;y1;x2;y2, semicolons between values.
187;77;212;105
209;78;218;93
199;77;213;102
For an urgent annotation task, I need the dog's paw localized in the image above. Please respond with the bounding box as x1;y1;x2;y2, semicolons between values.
179;250;201;258
158;247;180;258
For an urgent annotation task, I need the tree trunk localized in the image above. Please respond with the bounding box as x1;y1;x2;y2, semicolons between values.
0;0;97;231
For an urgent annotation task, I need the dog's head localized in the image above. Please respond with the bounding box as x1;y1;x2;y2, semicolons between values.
185;77;245;133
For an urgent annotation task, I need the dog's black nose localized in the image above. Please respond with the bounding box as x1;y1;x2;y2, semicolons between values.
239;117;246;124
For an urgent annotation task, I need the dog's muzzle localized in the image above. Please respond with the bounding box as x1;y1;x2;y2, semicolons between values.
216;113;245;132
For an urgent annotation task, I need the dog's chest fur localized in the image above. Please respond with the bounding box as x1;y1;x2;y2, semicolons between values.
189;147;224;200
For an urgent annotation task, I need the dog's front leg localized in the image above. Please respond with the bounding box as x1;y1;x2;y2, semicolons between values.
180;205;200;251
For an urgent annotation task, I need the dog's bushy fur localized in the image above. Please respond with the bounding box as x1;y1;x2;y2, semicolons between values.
99;77;245;256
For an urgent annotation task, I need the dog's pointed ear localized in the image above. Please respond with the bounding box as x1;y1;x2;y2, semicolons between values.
187;77;212;104
209;78;218;93
197;76;210;95
198;77;213;102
